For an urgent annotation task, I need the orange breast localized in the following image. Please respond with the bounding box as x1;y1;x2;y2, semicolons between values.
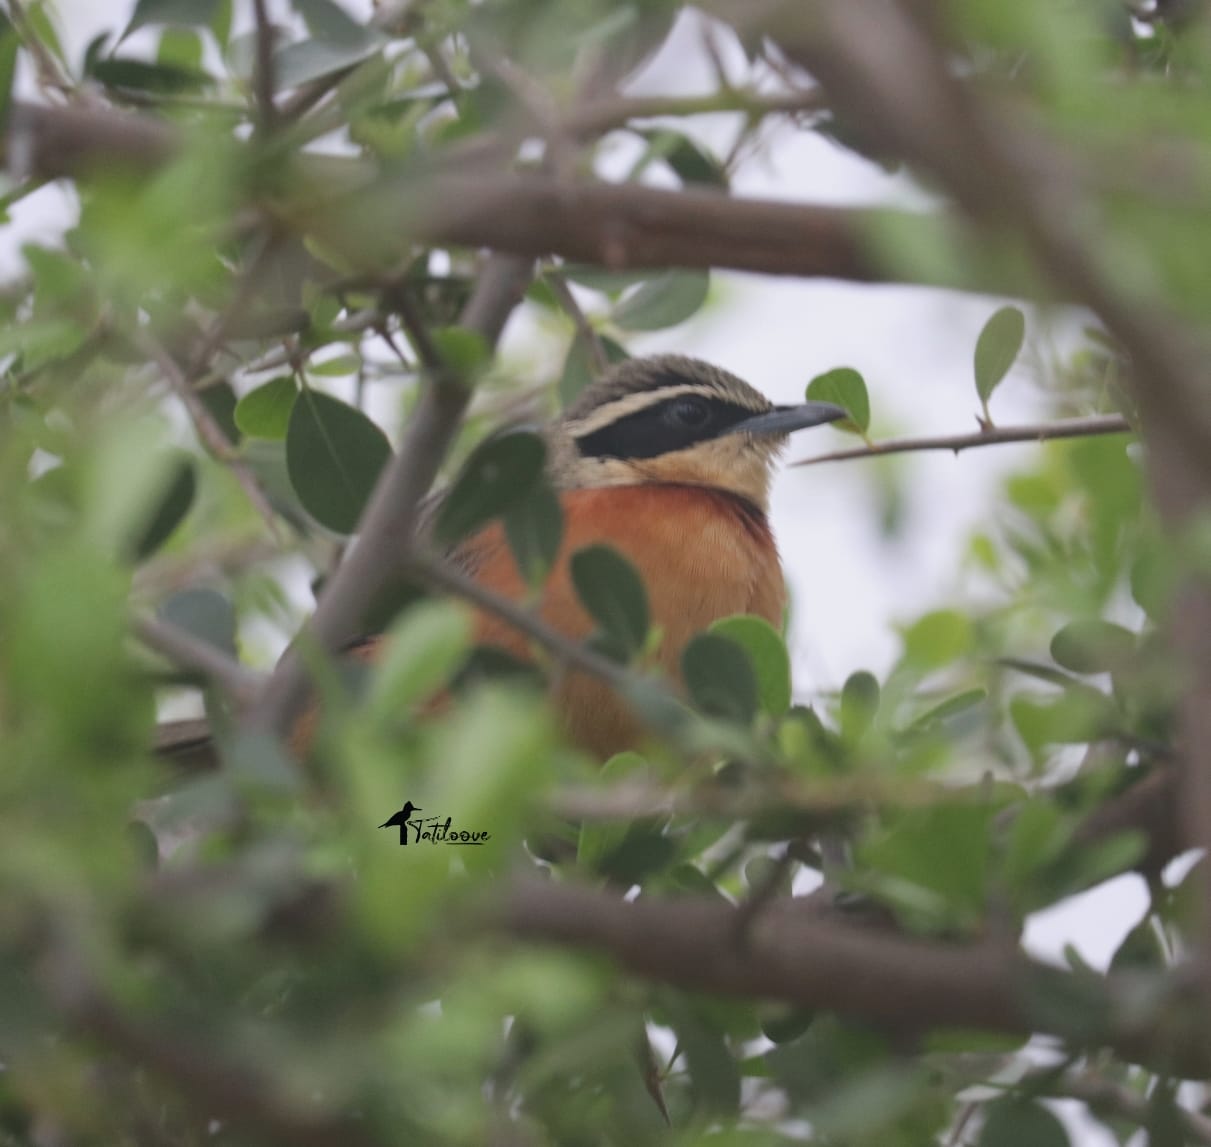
461;484;786;758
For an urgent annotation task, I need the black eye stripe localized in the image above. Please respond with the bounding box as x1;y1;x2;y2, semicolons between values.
575;395;761;461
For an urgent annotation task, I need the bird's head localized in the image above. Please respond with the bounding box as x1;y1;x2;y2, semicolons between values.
547;355;845;512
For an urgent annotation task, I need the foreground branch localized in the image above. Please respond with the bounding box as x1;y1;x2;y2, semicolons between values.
496;875;1206;1076
249;254;532;736
133;616;263;707
792;414;1133;467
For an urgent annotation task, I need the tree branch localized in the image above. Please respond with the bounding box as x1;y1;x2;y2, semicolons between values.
133;615;263;707
495;875;1208;1076
791;415;1133;467
249;254;533;736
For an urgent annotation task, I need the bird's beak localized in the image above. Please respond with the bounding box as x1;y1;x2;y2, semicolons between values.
730;401;848;437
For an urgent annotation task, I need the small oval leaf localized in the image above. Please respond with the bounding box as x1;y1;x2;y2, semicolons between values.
681;633;759;725
1050;619;1136;675
286;390;392;534
503;479;564;587
979;1099;1069;1147
709;615;792;716
159;587;237;657
806;367;870;435
569;544;650;659
132;454;196;559
840;669;880;743
435;431;547;547
974;305;1026;408
235;375;298;440
613;270;710;331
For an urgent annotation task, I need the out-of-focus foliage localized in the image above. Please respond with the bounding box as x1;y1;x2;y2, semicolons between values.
0;1;1205;1145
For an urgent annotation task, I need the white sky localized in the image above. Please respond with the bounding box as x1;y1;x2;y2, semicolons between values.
5;7;1169;1140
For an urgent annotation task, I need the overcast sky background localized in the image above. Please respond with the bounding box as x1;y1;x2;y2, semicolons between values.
5;7;1173;1137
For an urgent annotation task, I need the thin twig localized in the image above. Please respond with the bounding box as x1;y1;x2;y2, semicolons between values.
406;552;640;694
135;329;286;543
133;615;263;707
792;414;1133;467
1057;1070;1211;1145
251;0;278;134
546;269;608;375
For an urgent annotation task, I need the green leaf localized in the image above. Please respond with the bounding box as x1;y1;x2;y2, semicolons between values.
709;615;791;716
664;1000;741;1117
503;480;564;587
431;326;491;378
559;330;628;405
569;544;650;659
158;27;203;72
979;1099;1069;1147
634;128;728;187
235;376;298;440
901;610;972;671
681;633;759;725
1050;619;1136;675
309;353;360;377
131;455;196;560
577;751;649;870
840;670;879;744
198;381;241;443
613;270;710;331
909;687;987;730
92;56;211;93
974;306;1026;411
806;367;870;435
286;390;392;534
434;431;547;547
159;587;237;657
561;265;652;296
125;0;224;35
367;600;473;719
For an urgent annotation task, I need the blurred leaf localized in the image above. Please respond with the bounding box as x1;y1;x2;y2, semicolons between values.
504;479;564;586
159;587;237;657
901;610;972;671
759;1004;815;1044
432;326;492;378
235;375;298;440
198;381;241;444
569;544;650;659
158;27;204;72
1050;619;1136;675
562;265;652;296
596;824;678;885
709;615;791;716
664;999;741;1116
560;330;628;404
578;751;649;870
0;16;18;130
286;389;392;534
309;353;359;377
974;306;1026;412
979;1099;1069;1147
131;454;196;560
1010;690;1117;754
367;600;472;719
840;670;879;744
125;0;224;34
435;431;547;546
909;687;987;730
1110;916;1166;974
91;56;211;93
806;367;870;435
613;270;710;331
681;633;759;725
634;128;728;187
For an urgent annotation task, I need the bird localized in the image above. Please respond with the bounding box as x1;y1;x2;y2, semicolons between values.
155;355;844;763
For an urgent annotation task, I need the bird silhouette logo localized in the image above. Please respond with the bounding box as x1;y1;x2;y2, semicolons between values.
379;800;422;845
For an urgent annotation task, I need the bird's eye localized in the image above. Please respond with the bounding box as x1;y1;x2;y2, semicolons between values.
665;396;711;428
